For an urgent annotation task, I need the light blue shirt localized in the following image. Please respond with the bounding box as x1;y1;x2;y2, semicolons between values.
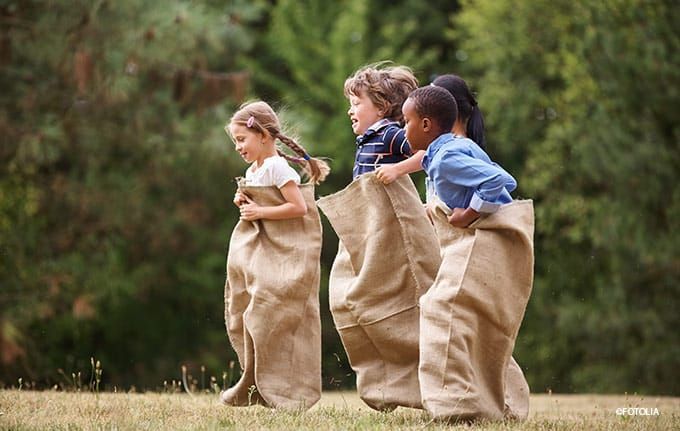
422;133;516;213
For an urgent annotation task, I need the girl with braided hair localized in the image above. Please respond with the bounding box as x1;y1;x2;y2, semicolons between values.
221;100;328;409
226;100;329;220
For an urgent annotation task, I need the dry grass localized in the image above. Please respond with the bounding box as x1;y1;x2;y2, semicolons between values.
1;390;678;430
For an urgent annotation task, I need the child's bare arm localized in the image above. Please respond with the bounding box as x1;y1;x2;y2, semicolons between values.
375;151;425;184
448;207;480;227
238;181;307;221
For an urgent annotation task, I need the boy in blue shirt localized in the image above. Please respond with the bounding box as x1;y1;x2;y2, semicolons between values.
344;63;419;179
401;85;517;226
403;85;534;421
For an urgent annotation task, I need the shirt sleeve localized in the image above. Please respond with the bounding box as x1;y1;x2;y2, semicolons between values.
270;158;301;188
436;149;517;213
384;127;412;156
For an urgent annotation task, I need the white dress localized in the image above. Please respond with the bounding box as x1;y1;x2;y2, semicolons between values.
244;156;300;188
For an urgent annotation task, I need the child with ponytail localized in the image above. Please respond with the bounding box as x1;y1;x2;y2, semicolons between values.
221;100;329;410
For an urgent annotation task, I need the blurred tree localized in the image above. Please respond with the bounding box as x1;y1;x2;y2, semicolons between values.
0;0;261;389
453;0;679;394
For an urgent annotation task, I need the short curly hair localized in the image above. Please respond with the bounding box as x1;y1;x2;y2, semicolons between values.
344;63;418;123
408;86;458;134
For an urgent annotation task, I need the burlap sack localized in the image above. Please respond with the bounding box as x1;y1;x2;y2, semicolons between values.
222;182;322;410
419;199;534;421
317;173;440;410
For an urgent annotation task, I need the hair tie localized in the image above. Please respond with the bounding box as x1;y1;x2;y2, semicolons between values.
246;116;255;128
303;153;311;161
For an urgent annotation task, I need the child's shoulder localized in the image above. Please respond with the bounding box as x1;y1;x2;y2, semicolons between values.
433;135;476;159
247;156;300;187
265;155;289;167
441;136;494;163
262;155;298;174
359;120;402;143
446;135;479;152
379;122;405;140
247;156;289;174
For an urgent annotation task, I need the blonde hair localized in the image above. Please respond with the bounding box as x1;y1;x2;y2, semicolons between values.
344;62;419;123
226;101;330;184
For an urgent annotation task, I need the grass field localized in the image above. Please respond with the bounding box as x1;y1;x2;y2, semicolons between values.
1;390;678;430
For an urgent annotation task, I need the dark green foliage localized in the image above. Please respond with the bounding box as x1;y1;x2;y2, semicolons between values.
0;0;258;389
453;0;679;394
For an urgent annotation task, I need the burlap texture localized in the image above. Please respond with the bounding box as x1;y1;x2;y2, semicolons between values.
419;199;534;421
222;183;322;410
317;173;440;410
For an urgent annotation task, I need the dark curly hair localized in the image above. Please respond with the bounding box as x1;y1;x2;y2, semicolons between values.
407;86;458;134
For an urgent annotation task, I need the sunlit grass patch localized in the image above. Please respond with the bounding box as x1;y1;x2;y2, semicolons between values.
0;391;678;430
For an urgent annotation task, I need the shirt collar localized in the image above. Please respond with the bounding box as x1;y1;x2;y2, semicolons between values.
355;118;399;146
427;132;456;155
422;132;456;170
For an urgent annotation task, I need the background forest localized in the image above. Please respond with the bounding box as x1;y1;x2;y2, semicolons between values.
1;0;678;395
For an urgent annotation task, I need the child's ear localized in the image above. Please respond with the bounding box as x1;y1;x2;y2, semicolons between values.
261;129;274;143
422;117;432;132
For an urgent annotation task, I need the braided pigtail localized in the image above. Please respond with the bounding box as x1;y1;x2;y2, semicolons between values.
276;132;330;185
228;100;330;184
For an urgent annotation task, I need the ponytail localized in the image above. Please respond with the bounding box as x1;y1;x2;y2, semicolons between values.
466;102;486;150
276;132;330;185
432;74;486;150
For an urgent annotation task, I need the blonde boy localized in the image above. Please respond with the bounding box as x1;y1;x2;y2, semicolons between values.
344;64;418;178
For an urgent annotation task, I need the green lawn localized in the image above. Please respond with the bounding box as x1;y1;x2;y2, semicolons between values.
1;390;678;430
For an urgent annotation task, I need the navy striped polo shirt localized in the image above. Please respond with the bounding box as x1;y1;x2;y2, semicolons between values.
353;119;412;178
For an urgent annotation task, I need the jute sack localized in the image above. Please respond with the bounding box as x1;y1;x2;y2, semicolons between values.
419;199;534;421
317;173;440;410
222;182;322;410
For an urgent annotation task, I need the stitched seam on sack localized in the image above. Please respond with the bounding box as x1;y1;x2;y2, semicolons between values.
381;177;424;294
335;322;361;330
455;230;478;304
334;301;417;329
362;304;419;326
441;229;478;390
